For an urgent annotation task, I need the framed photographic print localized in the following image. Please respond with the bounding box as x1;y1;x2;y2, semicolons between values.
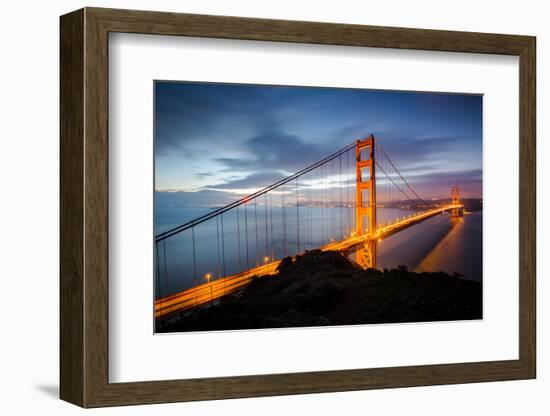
60;7;536;407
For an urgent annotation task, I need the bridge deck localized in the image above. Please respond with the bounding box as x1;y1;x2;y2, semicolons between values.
155;204;463;320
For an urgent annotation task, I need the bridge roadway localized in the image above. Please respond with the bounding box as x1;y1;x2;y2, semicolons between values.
155;204;463;320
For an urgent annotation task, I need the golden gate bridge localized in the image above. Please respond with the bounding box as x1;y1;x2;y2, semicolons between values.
154;135;464;320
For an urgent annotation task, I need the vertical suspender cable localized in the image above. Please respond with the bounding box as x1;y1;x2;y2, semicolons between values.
191;227;198;304
347;148;351;235
162;239;168;298
309;172;313;248
216;215;221;280
296;177;300;253
237;206;242;271
264;193;269;261
323;162;327;243
332;158;335;239
339;154;343;239
245;201;250;270
282;183;287;256
221;213;226;278
254;198;259;267
270;192;274;260
155;242;161;301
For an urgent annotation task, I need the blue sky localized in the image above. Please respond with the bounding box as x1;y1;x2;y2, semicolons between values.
155;81;482;206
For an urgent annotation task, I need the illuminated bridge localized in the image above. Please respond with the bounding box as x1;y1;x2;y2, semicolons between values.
155;135;464;320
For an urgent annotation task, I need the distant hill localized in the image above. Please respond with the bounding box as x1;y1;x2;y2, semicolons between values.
421;198;482;212
460;198;483;212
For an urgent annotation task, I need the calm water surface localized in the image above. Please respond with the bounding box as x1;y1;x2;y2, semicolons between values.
155;206;482;298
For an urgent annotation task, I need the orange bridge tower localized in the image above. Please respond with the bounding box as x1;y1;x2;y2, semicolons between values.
451;185;463;217
355;135;377;269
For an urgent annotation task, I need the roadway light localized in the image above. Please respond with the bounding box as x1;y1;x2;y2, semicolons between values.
204;273;213;307
263;256;269;263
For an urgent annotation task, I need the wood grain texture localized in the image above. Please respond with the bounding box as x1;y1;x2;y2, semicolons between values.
59;8;84;407
83;10;110;406
59;7;537;408
90;7;532;54
518;38;536;375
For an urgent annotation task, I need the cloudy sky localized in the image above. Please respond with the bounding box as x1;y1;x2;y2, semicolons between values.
155;81;482;206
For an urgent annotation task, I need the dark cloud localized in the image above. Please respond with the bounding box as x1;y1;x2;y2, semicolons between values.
155;82;288;156
215;131;338;174
208;171;287;190
374;131;481;172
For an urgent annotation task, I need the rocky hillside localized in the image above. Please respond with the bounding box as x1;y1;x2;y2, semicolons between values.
158;250;482;333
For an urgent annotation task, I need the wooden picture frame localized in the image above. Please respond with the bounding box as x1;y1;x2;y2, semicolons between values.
60;7;536;408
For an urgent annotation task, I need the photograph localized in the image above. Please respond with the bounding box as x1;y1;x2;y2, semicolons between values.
153;81;483;333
